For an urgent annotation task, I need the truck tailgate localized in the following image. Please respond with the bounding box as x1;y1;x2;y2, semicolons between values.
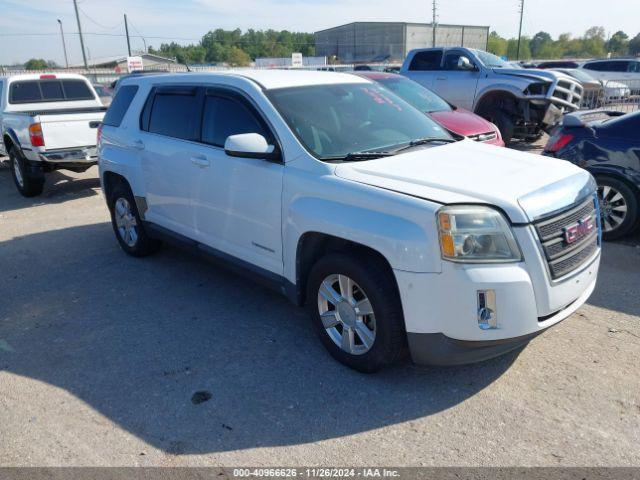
39;111;105;151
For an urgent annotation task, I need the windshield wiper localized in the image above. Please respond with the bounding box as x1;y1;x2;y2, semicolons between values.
388;137;457;154
323;151;396;162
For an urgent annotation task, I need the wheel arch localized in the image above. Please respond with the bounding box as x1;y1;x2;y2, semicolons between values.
473;89;520;117
589;166;640;199
292;232;398;307
102;170;130;204
3;129;22;155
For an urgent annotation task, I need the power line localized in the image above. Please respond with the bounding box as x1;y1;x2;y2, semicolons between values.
77;5;122;31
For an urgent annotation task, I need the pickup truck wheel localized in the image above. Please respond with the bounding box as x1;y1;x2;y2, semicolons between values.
596;177;638;240
108;183;160;256
9;148;44;197
307;253;405;373
490;111;515;146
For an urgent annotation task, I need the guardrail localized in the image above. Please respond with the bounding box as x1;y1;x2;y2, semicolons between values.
579;79;640;114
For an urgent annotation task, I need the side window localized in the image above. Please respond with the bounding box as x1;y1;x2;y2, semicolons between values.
103;85;138;127
409;51;442;71
148;89;200;141
201;94;269;148
628;62;640;73
442;52;474;71
583;62;605;71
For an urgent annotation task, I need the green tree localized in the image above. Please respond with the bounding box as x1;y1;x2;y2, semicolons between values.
607;31;629;56
507;37;531;60
225;46;251;66
24;58;49;70
487;31;508;57
529;31;552;58
629;33;640;55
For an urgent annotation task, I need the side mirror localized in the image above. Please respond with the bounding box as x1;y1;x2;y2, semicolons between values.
224;133;277;160
457;56;477;71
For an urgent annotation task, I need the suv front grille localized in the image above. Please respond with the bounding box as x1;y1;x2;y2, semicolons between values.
533;197;599;280
551;79;583;110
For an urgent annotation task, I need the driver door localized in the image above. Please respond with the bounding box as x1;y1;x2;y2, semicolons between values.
433;50;480;110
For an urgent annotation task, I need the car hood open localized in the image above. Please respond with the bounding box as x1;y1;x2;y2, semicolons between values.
334;139;594;223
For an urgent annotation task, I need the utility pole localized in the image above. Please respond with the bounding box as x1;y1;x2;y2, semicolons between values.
72;0;88;69
124;14;132;56
432;0;437;47
57;19;69;68
516;0;525;60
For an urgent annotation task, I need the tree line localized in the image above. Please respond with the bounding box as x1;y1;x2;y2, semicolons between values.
488;27;640;60
148;29;316;66
18;26;640;69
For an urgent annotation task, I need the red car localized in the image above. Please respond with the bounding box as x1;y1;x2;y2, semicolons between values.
355;72;504;147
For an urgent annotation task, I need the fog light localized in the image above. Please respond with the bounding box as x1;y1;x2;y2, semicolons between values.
477;290;497;330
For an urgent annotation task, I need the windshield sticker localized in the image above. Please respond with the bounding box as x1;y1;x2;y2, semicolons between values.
360;87;403;112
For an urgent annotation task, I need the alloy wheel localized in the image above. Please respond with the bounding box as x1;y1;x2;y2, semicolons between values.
317;274;376;355
114;197;139;247
598;185;628;233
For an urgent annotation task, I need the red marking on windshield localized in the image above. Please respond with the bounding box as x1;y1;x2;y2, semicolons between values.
360;87;403;112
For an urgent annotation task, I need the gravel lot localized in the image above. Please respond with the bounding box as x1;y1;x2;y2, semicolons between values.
0;158;639;467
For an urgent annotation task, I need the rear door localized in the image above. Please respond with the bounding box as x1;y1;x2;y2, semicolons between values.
402;50;442;90
433;49;481;110
190;87;284;275
138;85;203;238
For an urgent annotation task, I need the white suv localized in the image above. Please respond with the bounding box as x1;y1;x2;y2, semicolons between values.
98;70;601;372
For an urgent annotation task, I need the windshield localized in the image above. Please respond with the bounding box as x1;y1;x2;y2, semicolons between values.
268;83;451;160
376;77;451;113
473;50;510;69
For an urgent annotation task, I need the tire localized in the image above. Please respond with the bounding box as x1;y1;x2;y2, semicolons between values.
306;252;406;373
491;110;515;146
9;147;44;197
108;181;160;256
596;176;639;241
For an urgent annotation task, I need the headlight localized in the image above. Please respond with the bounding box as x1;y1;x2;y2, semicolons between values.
437;206;522;263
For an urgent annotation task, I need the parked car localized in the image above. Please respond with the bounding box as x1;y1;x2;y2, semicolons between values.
99;70;600;372
551;69;605;108
579;58;640;88
537;60;581;69
0;73;106;196
93;83;114;107
354;72;503;146
544;110;639;239
400;47;583;144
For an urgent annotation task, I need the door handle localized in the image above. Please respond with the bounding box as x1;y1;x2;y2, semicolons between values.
132;139;145;150
436;77;447;81
191;156;210;168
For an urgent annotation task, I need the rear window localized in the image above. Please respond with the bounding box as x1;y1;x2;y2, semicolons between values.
9;79;96;104
103;85;138;127
148;91;200;141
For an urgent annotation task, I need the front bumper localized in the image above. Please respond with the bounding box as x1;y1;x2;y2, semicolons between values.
394;233;600;365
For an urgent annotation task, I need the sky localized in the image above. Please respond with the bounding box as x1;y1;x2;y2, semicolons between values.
1;0;639;65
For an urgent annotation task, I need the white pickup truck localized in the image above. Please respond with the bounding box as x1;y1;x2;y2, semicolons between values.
0;73;106;196
99;71;601;372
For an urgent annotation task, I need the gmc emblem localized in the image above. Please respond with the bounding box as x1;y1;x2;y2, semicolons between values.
564;215;595;244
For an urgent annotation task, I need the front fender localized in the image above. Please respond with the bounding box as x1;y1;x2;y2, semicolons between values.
473;84;529;110
283;189;443;284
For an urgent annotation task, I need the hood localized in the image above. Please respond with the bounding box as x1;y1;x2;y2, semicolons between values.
334;139;593;223
429;109;496;136
492;67;560;83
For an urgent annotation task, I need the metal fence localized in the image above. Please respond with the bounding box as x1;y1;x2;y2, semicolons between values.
579;79;640;114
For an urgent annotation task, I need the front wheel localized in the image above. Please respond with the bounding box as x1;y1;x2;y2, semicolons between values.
596;176;638;240
306;253;406;373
